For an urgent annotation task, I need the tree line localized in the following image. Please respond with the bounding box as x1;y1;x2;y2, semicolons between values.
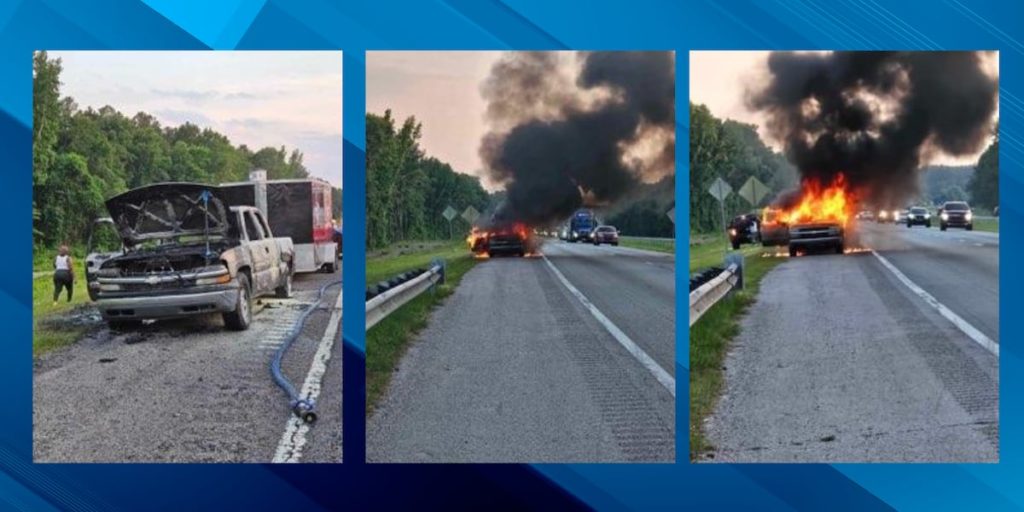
366;110;491;249
32;51;338;250
967;125;998;211
689;102;798;233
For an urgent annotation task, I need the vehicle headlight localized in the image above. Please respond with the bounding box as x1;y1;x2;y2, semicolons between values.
728;228;737;236
941;212;949;220
196;274;232;286
965;211;973;221
924;213;931;219
879;211;888;218
571;231;577;237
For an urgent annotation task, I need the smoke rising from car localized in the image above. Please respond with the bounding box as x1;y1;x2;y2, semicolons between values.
748;51;998;208
479;51;675;226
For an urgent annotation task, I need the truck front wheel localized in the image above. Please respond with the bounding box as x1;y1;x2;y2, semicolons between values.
223;274;252;331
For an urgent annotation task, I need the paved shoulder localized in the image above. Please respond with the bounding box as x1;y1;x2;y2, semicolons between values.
367;257;675;463
33;273;342;463
706;253;998;462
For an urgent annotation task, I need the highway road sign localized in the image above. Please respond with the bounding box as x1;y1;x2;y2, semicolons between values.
442;206;457;221
461;206;480;224
708;177;732;202
739;176;769;206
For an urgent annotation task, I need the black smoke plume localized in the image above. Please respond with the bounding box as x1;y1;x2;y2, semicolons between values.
479;51;675;226
748;51;997;208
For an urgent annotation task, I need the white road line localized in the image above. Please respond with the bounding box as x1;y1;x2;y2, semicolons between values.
872;250;998;357
273;290;344;463
541;254;676;396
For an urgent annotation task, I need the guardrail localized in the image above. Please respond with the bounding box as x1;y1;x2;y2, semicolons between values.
689;254;744;328
365;261;445;330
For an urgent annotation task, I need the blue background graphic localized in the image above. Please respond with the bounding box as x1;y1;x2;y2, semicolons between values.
2;0;1021;509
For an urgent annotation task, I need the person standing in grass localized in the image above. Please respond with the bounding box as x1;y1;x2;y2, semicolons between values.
52;245;74;306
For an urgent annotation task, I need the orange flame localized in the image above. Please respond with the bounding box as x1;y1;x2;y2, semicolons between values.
466;222;531;253
771;174;856;226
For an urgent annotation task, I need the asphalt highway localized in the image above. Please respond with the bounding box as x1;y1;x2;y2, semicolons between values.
367;239;676;463
705;222;998;462
33;270;343;463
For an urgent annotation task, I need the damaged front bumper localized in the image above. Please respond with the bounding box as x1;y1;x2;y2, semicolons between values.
97;288;240;320
91;266;240;321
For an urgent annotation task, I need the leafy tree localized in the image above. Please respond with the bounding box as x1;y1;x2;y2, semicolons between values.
31;56;319;249
33;52;62;190
366;110;490;248
690;103;797;233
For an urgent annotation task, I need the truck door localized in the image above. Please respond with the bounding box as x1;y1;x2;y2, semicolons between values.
241;210;273;295
254;210;283;285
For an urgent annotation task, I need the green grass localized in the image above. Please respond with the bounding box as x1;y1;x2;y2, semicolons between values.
688;234;784;460
618;237;675;254
366;240;471;284
689;233;768;271
33;256;92;356
365;240;478;412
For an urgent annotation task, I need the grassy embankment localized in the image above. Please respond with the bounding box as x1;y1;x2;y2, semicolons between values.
365;240;479;412
617;236;675;254
688;233;784;460
33;248;92;356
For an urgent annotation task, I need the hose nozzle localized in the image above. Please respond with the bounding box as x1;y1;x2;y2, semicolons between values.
291;399;317;424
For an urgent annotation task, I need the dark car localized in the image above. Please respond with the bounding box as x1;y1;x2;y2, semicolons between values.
939;201;973;231
728;213;760;250
905;206;932;228
592;225;619;245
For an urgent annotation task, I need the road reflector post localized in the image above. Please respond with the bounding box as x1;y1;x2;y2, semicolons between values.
725;252;744;291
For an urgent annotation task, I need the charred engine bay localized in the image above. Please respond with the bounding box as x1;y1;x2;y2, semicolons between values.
101;240;236;276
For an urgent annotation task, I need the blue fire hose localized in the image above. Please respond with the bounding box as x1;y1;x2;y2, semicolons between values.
270;278;342;423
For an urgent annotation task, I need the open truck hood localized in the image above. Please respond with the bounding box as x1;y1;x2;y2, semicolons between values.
105;183;231;244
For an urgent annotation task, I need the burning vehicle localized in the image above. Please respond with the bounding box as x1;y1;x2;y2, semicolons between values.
763;175;853;257
85;183;295;330
746;51;997;250
468;223;529;257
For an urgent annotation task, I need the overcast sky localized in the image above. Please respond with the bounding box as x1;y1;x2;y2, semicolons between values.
367;51;502;185
689;51;998;166
52;51;343;187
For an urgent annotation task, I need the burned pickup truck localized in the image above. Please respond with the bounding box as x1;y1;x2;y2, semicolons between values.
759;207;845;256
85;183;295;331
